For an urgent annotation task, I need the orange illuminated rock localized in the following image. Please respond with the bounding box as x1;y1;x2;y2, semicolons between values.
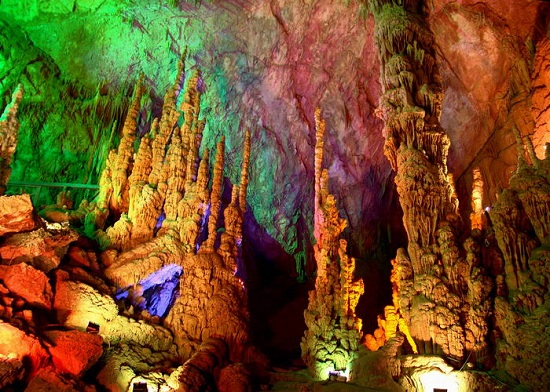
44;329;103;377
0;194;35;236
0;321;50;378
301;109;364;379
0;227;78;273
25;368;94;392
0;262;53;310
0;353;24;388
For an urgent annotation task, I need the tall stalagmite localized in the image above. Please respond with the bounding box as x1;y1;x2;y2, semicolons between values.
83;52;263;389
301;109;365;380
368;0;493;363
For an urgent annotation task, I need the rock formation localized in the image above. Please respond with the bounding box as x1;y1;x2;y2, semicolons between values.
489;137;550;390
301;109;365;380
92;53;263;389
0;1;548;391
0;84;23;196
367;0;494;366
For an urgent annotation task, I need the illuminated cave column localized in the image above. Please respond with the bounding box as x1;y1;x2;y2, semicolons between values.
0;84;24;196
301;109;364;380
372;0;457;263
370;0;465;357
470;168;484;231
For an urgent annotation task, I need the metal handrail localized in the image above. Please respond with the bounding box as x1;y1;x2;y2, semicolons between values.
7;181;99;189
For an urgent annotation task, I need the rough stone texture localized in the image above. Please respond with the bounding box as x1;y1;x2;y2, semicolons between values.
24;369;96;392
0;262;53;309
429;1;549;221
97;344;176;392
398;354;512;392
0;353;24;389
0;226;79;272
0;321;50;377
164;252;250;360
489;147;550;391
0;1;548;390
0;194;35;236
54;270;174;352
366;0;496;365
351;337;403;391
532;37;550;158
0;84;23;196
218;363;251;392
44;329;103;377
301;110;364;379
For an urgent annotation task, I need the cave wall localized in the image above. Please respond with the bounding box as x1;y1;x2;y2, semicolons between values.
0;0;548;348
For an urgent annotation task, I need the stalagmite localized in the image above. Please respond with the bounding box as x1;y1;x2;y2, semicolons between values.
110;75;144;215
201;137;225;253
301;109;364;380
489;133;550;388
470;167;484;231
367;0;493;364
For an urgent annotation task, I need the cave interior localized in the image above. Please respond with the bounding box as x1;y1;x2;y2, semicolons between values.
0;0;549;391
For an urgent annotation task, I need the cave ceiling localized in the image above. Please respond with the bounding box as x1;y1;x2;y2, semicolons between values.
0;0;548;262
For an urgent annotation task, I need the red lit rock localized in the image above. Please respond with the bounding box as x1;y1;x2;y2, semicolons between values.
24;368;96;392
0;262;53;310
0;194;35;236
44;329;103;377
0;353;24;389
0;321;50;378
0;227;78;273
218;363;251;392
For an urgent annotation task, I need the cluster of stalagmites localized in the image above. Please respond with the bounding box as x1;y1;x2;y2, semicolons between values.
300;109;365;380
91;51;263;390
365;1;549;391
367;0;485;363
0;53;265;391
489;140;550;390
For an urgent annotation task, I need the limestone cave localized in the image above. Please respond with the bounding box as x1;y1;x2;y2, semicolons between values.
0;0;549;391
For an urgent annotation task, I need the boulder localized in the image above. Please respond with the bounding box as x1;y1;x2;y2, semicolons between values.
0;262;53;309
25;368;96;392
0;321;50;377
0;227;78;272
0;194;35;236
44;329;103;377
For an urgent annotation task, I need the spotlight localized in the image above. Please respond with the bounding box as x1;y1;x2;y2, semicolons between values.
132;382;148;392
484;206;491;212
328;370;348;382
86;321;100;334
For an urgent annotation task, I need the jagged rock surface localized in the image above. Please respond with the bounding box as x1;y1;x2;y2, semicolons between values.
0;194;35;235
301;110;364;380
